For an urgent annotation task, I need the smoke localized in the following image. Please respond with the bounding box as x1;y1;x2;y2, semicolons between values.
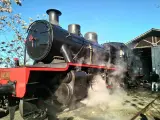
77;44;132;119
76;59;133;120
58;43;143;120
80;55;127;106
80;60;127;106
80;74;127;108
76;50;128;108
58;44;142;120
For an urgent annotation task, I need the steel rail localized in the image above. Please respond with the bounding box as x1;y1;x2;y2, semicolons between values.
130;95;160;120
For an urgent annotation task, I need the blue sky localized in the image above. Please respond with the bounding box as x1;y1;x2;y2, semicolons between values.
6;0;160;44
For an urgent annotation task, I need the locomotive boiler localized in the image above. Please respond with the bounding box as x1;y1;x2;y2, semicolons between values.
0;8;135;120
26;9;109;65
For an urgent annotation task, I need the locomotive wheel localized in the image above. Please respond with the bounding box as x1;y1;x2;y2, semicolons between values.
55;83;72;105
19;85;61;120
19;100;47;120
0;109;9;118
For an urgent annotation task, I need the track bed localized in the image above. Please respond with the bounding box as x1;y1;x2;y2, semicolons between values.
1;90;160;120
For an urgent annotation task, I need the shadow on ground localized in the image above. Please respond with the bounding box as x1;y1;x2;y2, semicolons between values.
0;111;9;118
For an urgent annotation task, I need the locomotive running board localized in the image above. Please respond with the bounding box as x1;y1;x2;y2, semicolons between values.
28;62;116;70
68;63;116;70
0;62;116;98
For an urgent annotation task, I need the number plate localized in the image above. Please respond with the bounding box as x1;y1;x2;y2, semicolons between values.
0;71;10;80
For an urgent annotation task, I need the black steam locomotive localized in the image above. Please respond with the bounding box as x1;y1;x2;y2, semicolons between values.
0;9;142;120
23;9;130;120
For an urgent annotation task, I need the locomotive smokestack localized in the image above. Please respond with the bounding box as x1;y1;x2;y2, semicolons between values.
68;24;81;36
84;32;98;43
46;9;62;25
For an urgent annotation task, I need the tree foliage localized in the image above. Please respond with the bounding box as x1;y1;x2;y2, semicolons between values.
0;0;47;67
0;0;22;13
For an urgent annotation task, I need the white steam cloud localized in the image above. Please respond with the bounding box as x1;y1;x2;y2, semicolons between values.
79;46;128;109
57;44;145;120
58;44;144;120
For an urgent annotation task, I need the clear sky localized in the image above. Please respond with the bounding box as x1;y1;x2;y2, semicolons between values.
8;0;160;44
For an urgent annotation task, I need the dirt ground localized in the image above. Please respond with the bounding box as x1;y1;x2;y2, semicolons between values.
0;90;160;120
58;90;160;120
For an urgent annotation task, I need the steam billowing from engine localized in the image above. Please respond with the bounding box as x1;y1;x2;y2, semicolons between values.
0;8;145;120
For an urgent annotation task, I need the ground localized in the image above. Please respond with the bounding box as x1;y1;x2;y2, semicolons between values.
57;90;160;120
0;90;160;120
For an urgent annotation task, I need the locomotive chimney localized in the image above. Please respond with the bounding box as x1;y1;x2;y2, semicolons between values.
68;24;81;36
84;32;98;43
46;9;62;26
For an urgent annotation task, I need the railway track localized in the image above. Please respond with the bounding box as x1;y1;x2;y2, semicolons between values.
57;91;160;120
1;91;160;120
131;94;160;120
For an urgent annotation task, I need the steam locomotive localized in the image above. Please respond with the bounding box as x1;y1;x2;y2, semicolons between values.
0;9;141;120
